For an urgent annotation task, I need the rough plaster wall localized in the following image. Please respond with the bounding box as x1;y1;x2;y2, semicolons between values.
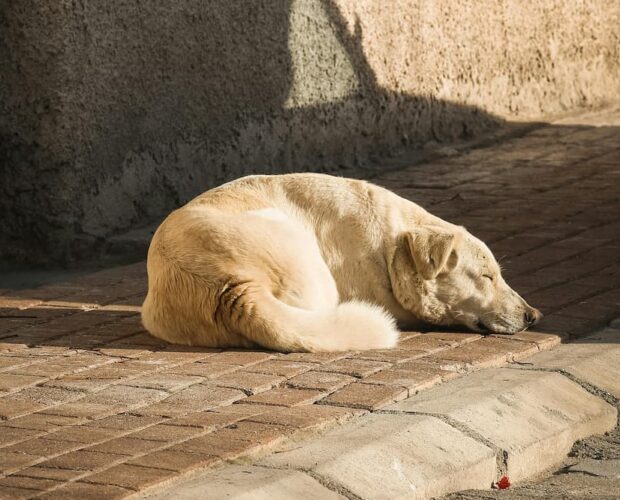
1;0;619;265
336;0;620;117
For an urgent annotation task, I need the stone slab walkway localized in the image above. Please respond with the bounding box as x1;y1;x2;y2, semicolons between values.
146;327;618;500
0;106;619;498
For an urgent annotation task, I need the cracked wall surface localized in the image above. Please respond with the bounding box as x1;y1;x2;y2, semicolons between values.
1;0;619;265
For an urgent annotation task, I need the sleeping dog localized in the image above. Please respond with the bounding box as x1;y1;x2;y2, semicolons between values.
142;173;541;352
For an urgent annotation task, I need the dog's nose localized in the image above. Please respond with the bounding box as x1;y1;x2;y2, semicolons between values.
524;308;542;326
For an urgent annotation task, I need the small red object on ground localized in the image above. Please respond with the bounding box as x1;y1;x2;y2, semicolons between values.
496;475;511;489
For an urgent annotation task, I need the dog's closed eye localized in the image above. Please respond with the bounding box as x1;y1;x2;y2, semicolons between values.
482;274;494;281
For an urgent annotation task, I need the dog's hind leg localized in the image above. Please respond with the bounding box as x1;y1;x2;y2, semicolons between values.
215;279;398;352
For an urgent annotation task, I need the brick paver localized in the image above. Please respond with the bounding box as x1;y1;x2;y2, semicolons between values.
0;108;619;497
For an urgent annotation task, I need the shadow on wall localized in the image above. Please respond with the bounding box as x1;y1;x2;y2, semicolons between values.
0;0;503;266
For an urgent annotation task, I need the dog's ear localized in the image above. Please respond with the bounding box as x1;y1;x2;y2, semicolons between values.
405;226;457;280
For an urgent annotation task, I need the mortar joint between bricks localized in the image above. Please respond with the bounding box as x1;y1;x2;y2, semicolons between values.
505;365;620;408
84;349;135;361
251;462;359;500
376;408;509;478
299;467;365;500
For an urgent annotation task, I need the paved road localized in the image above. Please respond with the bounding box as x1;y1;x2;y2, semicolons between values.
0;106;618;497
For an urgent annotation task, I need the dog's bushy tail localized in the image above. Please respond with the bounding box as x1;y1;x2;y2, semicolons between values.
234;288;399;352
142;250;399;353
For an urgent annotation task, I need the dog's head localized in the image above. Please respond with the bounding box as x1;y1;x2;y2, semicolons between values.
389;225;541;333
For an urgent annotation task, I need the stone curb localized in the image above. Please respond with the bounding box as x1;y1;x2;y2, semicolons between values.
136;325;620;499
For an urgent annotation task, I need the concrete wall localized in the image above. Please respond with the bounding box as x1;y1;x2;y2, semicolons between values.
1;0;619;265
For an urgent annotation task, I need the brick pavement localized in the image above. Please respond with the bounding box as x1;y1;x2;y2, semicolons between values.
0;107;618;498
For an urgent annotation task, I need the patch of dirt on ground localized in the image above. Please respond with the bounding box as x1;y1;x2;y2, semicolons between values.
445;474;620;500
570;424;620;461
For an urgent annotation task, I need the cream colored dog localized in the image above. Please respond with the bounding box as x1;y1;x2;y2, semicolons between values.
142;173;541;352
